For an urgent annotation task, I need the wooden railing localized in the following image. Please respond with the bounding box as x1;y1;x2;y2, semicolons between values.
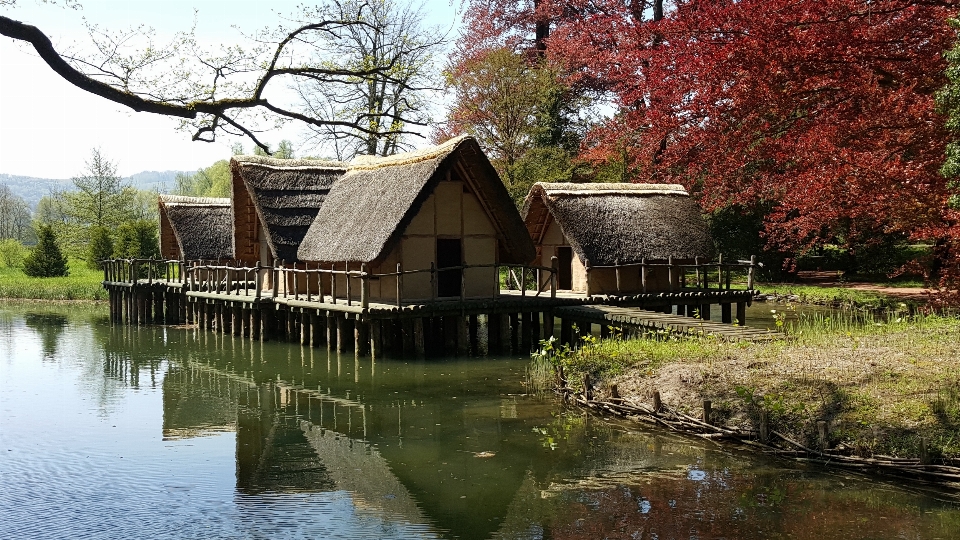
102;254;761;305
586;254;762;294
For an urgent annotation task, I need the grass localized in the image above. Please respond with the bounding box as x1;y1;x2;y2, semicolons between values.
0;259;107;301
540;311;960;460
755;283;916;309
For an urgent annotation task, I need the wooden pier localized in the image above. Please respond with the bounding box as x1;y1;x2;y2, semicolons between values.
101;256;769;357
554;305;781;342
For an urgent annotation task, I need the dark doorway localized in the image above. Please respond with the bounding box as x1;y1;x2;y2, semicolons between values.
556;246;573;290
437;238;463;297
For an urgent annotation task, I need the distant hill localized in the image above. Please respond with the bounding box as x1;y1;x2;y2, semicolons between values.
0;170;187;208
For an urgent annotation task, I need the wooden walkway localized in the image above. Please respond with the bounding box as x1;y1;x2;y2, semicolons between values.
555;305;783;342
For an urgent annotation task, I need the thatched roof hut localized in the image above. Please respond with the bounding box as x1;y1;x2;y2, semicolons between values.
522;183;714;294
158;195;233;260
298;135;534;265
230;155;347;264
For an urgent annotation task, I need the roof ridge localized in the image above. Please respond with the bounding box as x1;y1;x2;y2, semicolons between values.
159;194;231;206
346;135;470;171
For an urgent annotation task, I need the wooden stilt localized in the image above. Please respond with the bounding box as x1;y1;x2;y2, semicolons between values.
721;303;732;324
456;316;469;356
356;320;370;355
736;302;747;326
510;312;520;353
487;314;503;355
468;314;479;356
370;320;381;359
326;312;337;351
413;317;425;357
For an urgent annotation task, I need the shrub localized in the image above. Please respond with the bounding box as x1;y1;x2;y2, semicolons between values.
23;226;69;277
87;226;114;269
0;238;27;268
113;220;159;259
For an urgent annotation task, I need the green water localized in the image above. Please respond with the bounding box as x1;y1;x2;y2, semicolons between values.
1;304;958;539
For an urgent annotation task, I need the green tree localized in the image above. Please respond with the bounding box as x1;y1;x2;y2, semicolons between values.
113;220;159;260
87;226;114;269
172;159;232;198
63;148;137;229
22;225;69;277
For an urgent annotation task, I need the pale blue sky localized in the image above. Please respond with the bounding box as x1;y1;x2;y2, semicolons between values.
0;1;461;178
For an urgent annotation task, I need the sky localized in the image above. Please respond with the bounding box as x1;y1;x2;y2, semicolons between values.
0;0;461;179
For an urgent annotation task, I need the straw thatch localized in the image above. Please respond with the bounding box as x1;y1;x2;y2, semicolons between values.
297;135;535;264
522;182;714;265
158;195;233;260
231;156;347;262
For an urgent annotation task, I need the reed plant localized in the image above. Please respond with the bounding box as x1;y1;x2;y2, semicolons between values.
0;259;106;301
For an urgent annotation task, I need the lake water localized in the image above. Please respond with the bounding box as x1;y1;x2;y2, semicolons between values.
1;304;958;539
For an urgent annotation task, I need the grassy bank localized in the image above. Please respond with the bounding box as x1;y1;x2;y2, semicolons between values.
755;283;920;308
536;312;960;461
0;260;106;301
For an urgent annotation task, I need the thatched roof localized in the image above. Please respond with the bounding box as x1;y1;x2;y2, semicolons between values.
158;195;234;260
297;135;535;264
522;183;714;265
231;156;347;262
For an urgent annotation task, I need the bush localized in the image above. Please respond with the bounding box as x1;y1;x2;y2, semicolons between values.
87;226;114;269
113;220;159;259
23;226;69;277
0;239;27;268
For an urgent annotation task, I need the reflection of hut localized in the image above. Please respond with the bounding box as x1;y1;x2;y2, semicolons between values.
158;195;234;260
297;135;535;301
230;155;347;267
522;183;714;295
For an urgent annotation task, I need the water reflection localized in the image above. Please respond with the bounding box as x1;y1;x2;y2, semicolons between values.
2;306;959;540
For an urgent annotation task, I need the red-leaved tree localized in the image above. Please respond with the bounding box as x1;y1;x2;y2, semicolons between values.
454;0;960;292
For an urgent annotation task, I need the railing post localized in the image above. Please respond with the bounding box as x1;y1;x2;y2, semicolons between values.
521;266;526;298
255;262;261;299
694;256;701;289
396;262;403;308
305;262;311;302
346;261;352;306
272;262;279;299
331;263;337;304
641;257;647;294
667;255;674;292
748;255;756;290
551;256;558;298
360;263;369;310
615;258;621;294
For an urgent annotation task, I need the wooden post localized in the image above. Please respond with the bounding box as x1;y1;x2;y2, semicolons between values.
818;421;828;451
652;390;662;412
252;309;261;341
583;373;593;401
550;255;558;298
326;312;337;351
396;262;403;308
667;256;674;292
310;313;323;347
694;256;701;289
615;259;621;294
356;320;370;356
721;303;732;324
703;400;712;424
509;312;520;353
360;263;369;311
300;311;311;346
543;309;555;340
331;263;337;304
560;318;573;346
468;314;479;356
717;253;723;289
456;316;469;356
255;262;262;300
736;302;747;326
370;320;382;359
920;437;931;465
747;255;756;290
487;314;502;355
759;408;769;443
641;258;647;294
345;261;352;306
700;304;711;320
413;317;425;357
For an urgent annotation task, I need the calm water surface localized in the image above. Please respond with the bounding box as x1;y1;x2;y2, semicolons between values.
1;304;958;540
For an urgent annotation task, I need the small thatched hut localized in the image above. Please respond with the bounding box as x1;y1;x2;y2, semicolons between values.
158;195;234;261
297;135;536;301
230;155;347;266
522;182;714;295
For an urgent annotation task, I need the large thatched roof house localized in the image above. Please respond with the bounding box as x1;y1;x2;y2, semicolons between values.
230;155;348;266
522;183;714;295
158;195;234;260
297;135;535;301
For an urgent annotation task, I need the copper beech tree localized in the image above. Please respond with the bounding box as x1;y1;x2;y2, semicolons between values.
0;0;442;156
452;0;960;297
